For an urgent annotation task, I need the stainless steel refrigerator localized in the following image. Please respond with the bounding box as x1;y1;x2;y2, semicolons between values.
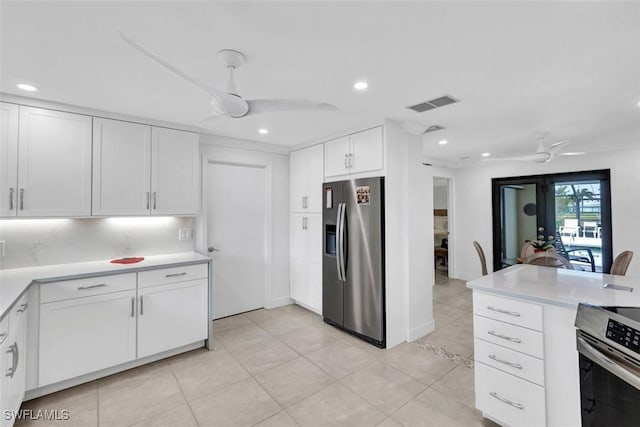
322;177;385;348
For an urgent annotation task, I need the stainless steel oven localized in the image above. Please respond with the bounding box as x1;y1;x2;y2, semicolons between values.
575;304;640;427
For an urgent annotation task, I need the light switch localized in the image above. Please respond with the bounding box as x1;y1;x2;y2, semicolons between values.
178;228;193;241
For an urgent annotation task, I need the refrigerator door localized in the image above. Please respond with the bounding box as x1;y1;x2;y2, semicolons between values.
343;177;385;343
322;182;343;326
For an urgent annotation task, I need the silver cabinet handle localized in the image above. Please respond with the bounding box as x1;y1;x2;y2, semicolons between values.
302;196;308;209
302;217;308;230
9;188;13;210
488;330;522;343
0;332;6;345
152;192;157;210
19;188;24;210
146;192;150;210
489;354;523;369
16;303;28;313
165;272;186;278
348;153;353;168
489;392;523;410
344;153;349;169
140;295;144;315
78;283;107;290
487;306;521;317
131;297;135;317
5;342;18;378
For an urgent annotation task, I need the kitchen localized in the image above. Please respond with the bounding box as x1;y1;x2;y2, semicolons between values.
1;1;639;426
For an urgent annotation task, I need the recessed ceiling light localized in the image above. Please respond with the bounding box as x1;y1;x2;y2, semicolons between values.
258;128;268;135
482;152;491;157
438;140;448;145
17;83;37;92
354;81;368;91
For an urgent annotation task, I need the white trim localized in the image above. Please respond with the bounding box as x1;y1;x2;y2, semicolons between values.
268;296;293;310
407;319;435;342
293;120;383;150
200;133;290;155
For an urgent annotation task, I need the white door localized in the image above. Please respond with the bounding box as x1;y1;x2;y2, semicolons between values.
206;163;267;319
290;214;307;303
350;126;383;174
324;136;350;177
0;102;19;218
306;214;323;313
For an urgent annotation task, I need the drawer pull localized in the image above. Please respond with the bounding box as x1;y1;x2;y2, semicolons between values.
130;297;135;318
78;284;107;290
165;272;187;278
488;330;522;343
487;306;521;317
489;354;523;369
0;333;6;345
490;391;523;410
17;303;28;313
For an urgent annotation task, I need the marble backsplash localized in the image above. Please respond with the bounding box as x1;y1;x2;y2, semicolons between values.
0;217;196;269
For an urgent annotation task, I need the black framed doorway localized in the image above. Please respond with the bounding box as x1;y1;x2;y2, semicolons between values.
491;170;612;273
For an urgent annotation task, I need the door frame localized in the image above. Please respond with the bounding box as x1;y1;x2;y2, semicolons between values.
199;157;273;317
432;176;455;279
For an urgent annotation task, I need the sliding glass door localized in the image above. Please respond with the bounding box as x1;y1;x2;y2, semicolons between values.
492;170;612;273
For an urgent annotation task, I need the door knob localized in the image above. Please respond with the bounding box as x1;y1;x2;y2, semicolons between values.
208;246;220;253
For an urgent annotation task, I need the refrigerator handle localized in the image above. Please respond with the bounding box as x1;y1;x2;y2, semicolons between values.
339;202;347;281
335;203;343;280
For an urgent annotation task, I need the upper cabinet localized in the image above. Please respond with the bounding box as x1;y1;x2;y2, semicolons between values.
1;104;92;218
92;119;200;216
324;126;383;179
290;144;323;213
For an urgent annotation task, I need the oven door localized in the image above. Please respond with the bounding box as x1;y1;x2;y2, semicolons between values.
577;335;640;427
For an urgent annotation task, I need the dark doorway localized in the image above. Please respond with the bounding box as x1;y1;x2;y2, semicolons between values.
492;170;612;273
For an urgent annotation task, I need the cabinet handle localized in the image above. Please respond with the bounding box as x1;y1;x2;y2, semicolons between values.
0;332;6;345
302;217;308;230
165;272;186;278
5;342;18;378
78;283;107;290
17;303;28;313
489;391;524;410
9;188;13;210
302;196;308;209
152;192;157;210
146;192;150;210
19;188;24;210
489;354;523;369
487;306;521;317
140;295;144;315
348;153;353;168
131;297;135;317
488;330;522;343
344;154;349;169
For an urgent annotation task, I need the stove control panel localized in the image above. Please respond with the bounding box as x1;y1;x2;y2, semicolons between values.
606;318;640;354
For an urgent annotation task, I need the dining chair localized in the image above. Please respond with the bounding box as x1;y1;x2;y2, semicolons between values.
523;252;574;269
554;231;595;272
610;251;634;276
473;241;488;276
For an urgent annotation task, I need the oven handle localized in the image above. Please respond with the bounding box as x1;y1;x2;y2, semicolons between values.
577;336;640;391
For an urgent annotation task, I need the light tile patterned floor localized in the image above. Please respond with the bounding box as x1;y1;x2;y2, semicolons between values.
18;271;499;426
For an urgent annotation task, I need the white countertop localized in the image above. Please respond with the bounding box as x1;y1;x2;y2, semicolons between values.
0;252;210;318
467;265;640;308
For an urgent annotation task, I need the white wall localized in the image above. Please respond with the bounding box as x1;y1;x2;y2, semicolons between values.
0;217;195;269
199;134;290;309
453;147;640;280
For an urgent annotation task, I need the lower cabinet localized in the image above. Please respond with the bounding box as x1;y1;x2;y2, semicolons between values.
290;213;322;313
2;294;28;427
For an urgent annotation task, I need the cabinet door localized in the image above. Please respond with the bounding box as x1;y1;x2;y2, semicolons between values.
350;127;383;174
151;127;200;215
306;214;323;313
0;315;8;425
306;144;324;212
4;295;28;420
289;149;307;212
92;118;151;215
39;290;137;386
138;280;208;358
17;107;92;217
324;136;350;178
290;214;308;303
0;102;19;218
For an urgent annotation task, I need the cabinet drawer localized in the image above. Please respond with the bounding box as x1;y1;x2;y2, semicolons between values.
41;273;136;303
474;315;544;358
474;338;544;386
474;292;542;331
138;263;208;288
475;362;546;427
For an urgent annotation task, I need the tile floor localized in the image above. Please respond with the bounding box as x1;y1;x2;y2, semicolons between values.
17;271;499;427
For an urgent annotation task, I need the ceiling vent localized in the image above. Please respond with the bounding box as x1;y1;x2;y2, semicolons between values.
407;95;459;113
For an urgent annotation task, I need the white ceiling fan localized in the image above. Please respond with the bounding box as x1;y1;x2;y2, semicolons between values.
484;137;585;163
117;30;337;121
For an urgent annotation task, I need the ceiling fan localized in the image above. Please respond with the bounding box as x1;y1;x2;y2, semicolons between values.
116;30;337;121
484;138;585;163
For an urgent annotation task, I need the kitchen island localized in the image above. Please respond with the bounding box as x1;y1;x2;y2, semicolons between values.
467;265;640;427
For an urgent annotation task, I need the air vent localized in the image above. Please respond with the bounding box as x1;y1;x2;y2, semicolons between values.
423;124;446;133
407;95;460;113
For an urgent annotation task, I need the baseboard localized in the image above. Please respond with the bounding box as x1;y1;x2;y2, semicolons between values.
292;299;322;315
265;296;292;309
407;319;435;342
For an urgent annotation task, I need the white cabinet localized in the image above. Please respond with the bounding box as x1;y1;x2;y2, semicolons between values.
39;274;137;386
0;102;19;217
290;213;322;313
92;120;200;216
2;106;92;218
324;127;383;178
2;294;29;427
290;144;323;213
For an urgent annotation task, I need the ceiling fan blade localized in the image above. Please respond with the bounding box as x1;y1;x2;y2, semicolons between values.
116;30;232;107
483;152;551;163
548;140;570;156
199;113;221;124
246;99;337;115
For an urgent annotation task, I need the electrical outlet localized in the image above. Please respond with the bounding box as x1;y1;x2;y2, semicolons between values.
0;241;5;257
178;228;193;241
